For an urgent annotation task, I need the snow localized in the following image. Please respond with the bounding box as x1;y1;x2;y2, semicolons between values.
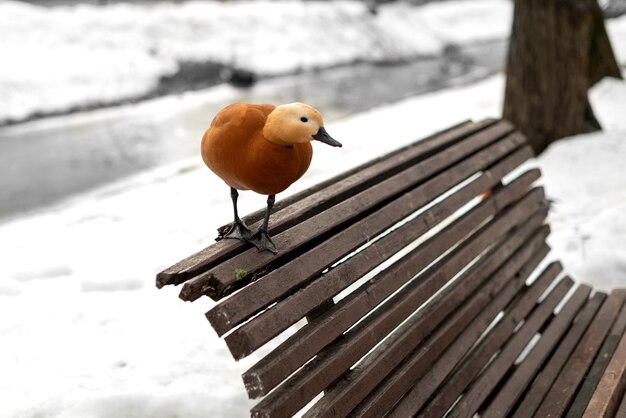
541;76;626;291
0;0;512;123
1;1;626;417
608;14;626;65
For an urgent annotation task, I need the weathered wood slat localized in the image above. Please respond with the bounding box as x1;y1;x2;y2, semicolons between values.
304;299;335;322
223;171;484;352
207;147;535;338
481;284;592;418
582;330;626;418
385;243;550;418
534;289;626;417
245;210;547;400
566;300;626;418
214;153;536;356
419;263;567;417
248;191;546;417
218;120;498;241
218;163;536;355
342;244;555;418
511;292;607;418
616;388;626;418
180;130;526;302
156;119;499;288
446;277;574;418
233;120;487;228
243;187;546;398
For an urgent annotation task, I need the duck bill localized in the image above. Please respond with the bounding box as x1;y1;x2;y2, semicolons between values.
313;127;342;147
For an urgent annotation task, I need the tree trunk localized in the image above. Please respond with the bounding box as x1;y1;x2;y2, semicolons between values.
503;0;622;155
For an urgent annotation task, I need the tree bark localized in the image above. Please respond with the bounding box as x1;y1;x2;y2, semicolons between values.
503;0;622;155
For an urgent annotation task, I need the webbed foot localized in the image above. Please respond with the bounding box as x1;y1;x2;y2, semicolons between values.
247;229;278;254
223;220;253;241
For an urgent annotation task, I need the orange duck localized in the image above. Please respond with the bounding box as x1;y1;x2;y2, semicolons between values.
201;102;342;253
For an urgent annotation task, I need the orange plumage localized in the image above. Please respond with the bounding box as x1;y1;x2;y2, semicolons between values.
201;102;341;253
201;103;313;195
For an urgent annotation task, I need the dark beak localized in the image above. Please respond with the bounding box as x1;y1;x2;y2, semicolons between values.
312;127;342;147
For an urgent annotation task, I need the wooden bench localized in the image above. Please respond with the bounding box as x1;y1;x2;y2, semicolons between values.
156;119;626;418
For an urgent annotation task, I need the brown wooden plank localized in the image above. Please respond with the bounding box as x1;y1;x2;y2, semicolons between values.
616;386;626;418
534;289;626;418
255;245;548;418
567;300;626;418
386;245;551;418
511;292;608;418
244;186;545;397
581;310;626;418
179;131;527;302
156;119;502;288
482;284;592;418
244;208;548;400
248;194;547;416
206;149;536;338
304;299;335;322
419;265;569;417
341;246;556;418
183;132;528;303
446;277;574;418
232;120;488;228
216;163;536;349
206;148;540;341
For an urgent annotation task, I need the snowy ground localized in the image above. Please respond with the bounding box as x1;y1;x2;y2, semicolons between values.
0;0;512;123
1;72;625;417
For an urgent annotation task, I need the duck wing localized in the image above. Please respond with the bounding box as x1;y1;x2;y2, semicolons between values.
202;103;276;191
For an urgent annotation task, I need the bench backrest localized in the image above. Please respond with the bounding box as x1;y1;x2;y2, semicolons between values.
157;119;596;417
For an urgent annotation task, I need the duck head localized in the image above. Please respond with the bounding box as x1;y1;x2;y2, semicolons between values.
263;103;342;148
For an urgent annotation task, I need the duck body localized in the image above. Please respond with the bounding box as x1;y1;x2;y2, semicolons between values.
201;103;313;195
201;102;341;253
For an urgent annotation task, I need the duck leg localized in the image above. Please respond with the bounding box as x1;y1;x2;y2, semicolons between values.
223;187;253;241
247;194;277;254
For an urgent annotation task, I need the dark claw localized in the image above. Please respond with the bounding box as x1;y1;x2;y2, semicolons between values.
247;229;278;254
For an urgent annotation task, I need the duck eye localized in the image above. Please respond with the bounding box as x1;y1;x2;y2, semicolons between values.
300;117;308;123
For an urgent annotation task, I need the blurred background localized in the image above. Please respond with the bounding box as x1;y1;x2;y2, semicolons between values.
0;0;625;417
0;0;517;220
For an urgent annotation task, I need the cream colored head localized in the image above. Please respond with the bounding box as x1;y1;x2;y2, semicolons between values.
263;103;341;148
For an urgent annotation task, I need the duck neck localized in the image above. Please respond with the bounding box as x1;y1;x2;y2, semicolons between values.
263;109;294;147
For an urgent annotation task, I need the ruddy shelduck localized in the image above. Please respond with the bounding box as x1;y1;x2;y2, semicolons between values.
201;102;342;253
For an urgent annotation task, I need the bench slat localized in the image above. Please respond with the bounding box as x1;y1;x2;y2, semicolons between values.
156;119;500;288
616;385;626;418
482;283;593;418
419;261;568;417
219;162;535;356
582;329;626;417
331;246;556;418
207;145;534;338
243;185;545;398
208;148;534;337
446;277;575;418
244;210;548;400
180;130;526;302
234;120;492;229
567;299;626;418
249;190;546;416
534;289;626;417
385;252;556;417
511;291;607;418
